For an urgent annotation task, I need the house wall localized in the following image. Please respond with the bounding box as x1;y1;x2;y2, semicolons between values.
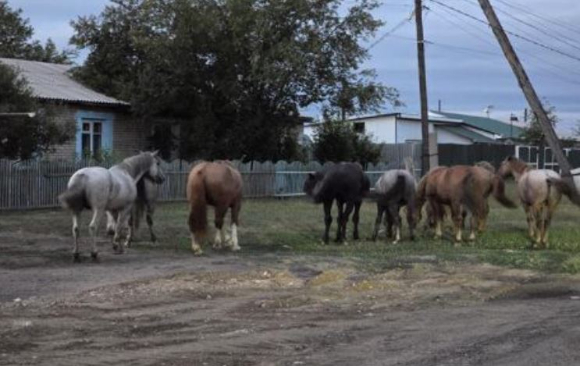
434;127;472;145
302;116;476;146
45;103;148;161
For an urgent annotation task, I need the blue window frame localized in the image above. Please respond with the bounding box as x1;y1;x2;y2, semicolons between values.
75;111;113;158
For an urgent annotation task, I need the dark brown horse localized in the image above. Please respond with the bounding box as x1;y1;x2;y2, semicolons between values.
187;161;243;255
304;162;370;244
498;156;561;248
416;165;515;243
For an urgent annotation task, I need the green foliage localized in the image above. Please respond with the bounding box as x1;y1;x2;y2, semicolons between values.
0;1;73;63
0;63;74;159
70;0;395;161
312;120;380;165
521;101;557;145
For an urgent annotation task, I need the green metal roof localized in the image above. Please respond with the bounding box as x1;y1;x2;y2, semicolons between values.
435;111;525;138
438;126;497;143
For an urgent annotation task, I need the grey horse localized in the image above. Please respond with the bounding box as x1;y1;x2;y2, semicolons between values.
59;151;165;261
371;169;417;244
106;175;161;244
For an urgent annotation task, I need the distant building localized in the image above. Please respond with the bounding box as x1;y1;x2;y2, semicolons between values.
430;111;525;141
302;111;522;146
0;58;150;160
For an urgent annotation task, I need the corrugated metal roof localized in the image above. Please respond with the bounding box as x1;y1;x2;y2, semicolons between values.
438;125;497;143
0;58;129;107
433;111;525;138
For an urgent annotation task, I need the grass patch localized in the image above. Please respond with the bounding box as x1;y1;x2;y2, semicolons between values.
2;182;580;273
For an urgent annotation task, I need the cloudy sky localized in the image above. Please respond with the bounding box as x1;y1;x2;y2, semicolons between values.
8;0;580;135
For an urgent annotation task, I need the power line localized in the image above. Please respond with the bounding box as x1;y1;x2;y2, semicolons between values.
430;6;498;49
489;0;580;53
492;0;580;37
428;0;580;63
368;9;415;50
425;39;498;56
427;2;580;84
380;33;580;86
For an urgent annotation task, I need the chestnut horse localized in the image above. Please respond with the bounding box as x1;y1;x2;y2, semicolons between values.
416;165;515;243
187;161;243;255
498;156;561;248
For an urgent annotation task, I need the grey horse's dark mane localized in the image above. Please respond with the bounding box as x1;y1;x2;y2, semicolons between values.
115;153;155;179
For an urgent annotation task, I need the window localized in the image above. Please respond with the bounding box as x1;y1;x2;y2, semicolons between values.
353;122;365;134
81;119;103;156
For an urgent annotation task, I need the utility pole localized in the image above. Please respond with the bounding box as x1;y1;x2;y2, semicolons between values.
415;0;431;176
477;0;579;203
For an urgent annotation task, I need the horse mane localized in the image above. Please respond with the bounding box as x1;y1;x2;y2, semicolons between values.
508;156;531;174
115;153;155;179
475;161;495;173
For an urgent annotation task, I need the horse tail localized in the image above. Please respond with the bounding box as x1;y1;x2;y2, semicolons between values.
187;170;208;239
58;174;88;212
133;197;146;230
415;174;427;206
132;179;147;230
361;172;371;196
547;177;573;199
462;172;478;215
492;174;517;208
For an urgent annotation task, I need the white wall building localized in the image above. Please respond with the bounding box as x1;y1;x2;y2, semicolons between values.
302;112;511;145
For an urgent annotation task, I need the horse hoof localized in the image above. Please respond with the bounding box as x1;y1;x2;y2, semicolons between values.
391;240;399;245
192;249;203;256
151;235;157;243
231;245;241;252
72;253;81;263
91;252;99;262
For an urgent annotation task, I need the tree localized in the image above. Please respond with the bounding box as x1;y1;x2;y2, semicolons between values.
0;63;74;159
312;120;380;165
521;100;558;146
70;0;398;161
0;1;73;63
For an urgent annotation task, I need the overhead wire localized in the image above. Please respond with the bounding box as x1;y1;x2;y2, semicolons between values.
428;0;580;63
483;0;580;53
368;8;416;50
492;0;580;37
426;1;580;85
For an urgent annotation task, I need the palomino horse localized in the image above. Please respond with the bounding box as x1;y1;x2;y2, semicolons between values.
416;165;516;243
498;156;562;248
59;151;165;261
303;162;370;244
106;175;161;244
372;169;417;244
187;161;243;255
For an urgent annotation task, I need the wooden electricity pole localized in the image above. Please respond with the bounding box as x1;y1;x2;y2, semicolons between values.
415;0;431;176
477;0;579;202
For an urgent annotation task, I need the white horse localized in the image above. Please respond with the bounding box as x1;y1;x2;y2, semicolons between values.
59;151;165;261
106;175;161;245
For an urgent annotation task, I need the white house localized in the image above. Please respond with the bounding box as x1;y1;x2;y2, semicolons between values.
302;112;521;145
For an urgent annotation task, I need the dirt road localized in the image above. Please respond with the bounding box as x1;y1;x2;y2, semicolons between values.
1;230;580;366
